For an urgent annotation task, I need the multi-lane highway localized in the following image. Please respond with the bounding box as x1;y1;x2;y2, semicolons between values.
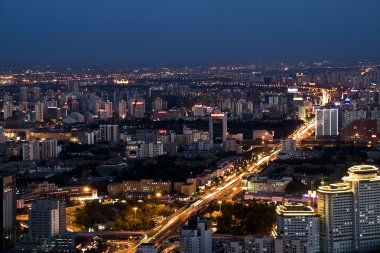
125;120;315;252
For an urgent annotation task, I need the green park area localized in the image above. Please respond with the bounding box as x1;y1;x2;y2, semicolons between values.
203;200;277;236
73;200;181;231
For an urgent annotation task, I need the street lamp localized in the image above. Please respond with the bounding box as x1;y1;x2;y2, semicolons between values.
217;200;222;213
133;207;138;219
156;192;162;205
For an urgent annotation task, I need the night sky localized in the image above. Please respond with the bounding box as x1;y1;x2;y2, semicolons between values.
1;0;380;66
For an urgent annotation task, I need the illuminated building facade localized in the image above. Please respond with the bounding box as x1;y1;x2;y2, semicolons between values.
28;199;66;241
0;175;16;250
315;109;338;137
318;165;380;253
118;99;127;119
209;113;227;142
105;100;113;118
276;203;320;253
99;124;119;143
128;98;145;118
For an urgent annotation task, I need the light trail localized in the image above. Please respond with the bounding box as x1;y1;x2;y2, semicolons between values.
126;119;316;252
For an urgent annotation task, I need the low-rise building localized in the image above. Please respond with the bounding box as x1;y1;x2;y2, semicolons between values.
247;174;292;194
108;179;172;197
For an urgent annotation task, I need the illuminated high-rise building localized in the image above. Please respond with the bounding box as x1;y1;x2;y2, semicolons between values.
0;174;16;250
84;132;95;145
209;112;227;142
32;87;41;102
99;125;119;143
318;165;380;253
105;100;113;118
3;102;13;120
180;216;212;253
35;101;45;122
118;99;127;119
128;98;145;118
152;97;163;112
22;141;40;161
41;139;58;160
315;108;338;137
20;87;29;102
28;199;66;241
276;203;320;253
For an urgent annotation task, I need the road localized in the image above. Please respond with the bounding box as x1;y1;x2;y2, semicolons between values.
124;119;315;252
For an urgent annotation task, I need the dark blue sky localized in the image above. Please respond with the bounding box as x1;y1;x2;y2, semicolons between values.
1;0;380;66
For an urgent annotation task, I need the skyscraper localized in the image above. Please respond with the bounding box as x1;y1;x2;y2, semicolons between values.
118;99;127;119
84;132;95;145
152;97;163;112
22;141;41;161
20;86;29;102
276;203;320;253
180;216;212;253
99;124;119;143
35;101;45;122
32;87;41;102
3;101;13;120
105;100;113;119
318;165;380;253
28;199;66;241
128;98;145;118
0;174;16;250
315;109;339;137
41;139;58;160
209;112;228;142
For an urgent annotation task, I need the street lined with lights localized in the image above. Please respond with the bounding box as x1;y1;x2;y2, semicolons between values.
124;119;316;252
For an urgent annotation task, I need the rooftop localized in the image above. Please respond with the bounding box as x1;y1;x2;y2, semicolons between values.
276;203;316;216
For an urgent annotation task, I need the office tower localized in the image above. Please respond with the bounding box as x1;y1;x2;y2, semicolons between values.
84;132;95;145
22;141;41;161
105;100;113;118
99;124;119;143
276;203;320;253
315;108;339;137
41;139;58;160
20;86;29;102
180;216;212;253
32;87;41;102
318;165;380;253
0;175;16;250
128;98;145;118
209;112;228;142
3;101;13;119
35;101;45;122
28;199;66;241
118;99;127;119
152;97;163;112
